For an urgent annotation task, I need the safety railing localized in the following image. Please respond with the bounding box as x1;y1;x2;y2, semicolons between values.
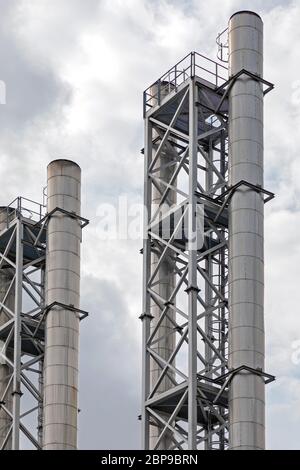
143;51;228;115
0;196;46;228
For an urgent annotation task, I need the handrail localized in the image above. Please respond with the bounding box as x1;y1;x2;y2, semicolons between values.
0;196;46;228
143;51;228;116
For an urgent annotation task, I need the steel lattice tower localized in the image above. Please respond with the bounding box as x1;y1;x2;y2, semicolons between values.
141;11;275;450
0;199;47;449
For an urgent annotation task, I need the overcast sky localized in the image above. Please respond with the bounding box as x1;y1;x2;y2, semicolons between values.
0;0;299;449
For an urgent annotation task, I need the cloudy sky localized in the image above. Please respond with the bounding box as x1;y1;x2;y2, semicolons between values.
0;0;299;449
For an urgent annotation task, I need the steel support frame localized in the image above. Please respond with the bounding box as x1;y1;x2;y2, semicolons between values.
0;212;45;450
141;72;229;449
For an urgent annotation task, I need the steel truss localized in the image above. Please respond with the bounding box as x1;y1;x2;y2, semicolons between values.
0;198;46;449
0;194;89;450
141;52;231;449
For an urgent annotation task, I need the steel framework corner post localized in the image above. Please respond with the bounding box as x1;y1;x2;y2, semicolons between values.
38;268;45;447
149;84;177;450
141;118;152;450
187;78;198;450
43;159;82;450
228;11;265;450
0;209;14;450
11;218;23;450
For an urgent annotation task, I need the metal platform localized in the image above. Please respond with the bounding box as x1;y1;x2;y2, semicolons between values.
146;380;228;426
149;198;228;253
0;218;46;267
148;80;228;144
0;316;44;357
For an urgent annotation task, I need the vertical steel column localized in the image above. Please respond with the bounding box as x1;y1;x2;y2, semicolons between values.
38;268;45;447
204;141;214;376
204;141;213;450
141;119;152;450
187;77;198;450
228;11;265;449
43;159;81;450
219;130;227;451
12;217;23;450
0;208;14;450
149;83;176;450
38;360;44;446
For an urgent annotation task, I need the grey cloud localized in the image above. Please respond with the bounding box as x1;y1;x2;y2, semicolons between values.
0;1;72;131
237;0;295;13
0;35;71;130
79;275;140;449
0;0;18;15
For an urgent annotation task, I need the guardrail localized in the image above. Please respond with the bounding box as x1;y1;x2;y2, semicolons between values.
0;197;46;228
143;51;228;116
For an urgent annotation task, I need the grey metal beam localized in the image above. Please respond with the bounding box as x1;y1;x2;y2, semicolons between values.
141;118;153;450
187;77;198;450
11;218;23;450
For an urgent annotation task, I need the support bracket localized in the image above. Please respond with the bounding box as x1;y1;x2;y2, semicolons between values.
203;180;275;224
215;365;276;386
215;68;274;114
139;312;154;321
215;179;275;204
44;301;89;321
35;207;89;229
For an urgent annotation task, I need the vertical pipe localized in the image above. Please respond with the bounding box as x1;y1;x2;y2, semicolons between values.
149;83;176;449
43;159;81;450
228;11;265;449
0;208;14;450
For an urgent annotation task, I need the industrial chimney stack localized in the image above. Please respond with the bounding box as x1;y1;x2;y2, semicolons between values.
228;11;265;450
43;159;82;450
